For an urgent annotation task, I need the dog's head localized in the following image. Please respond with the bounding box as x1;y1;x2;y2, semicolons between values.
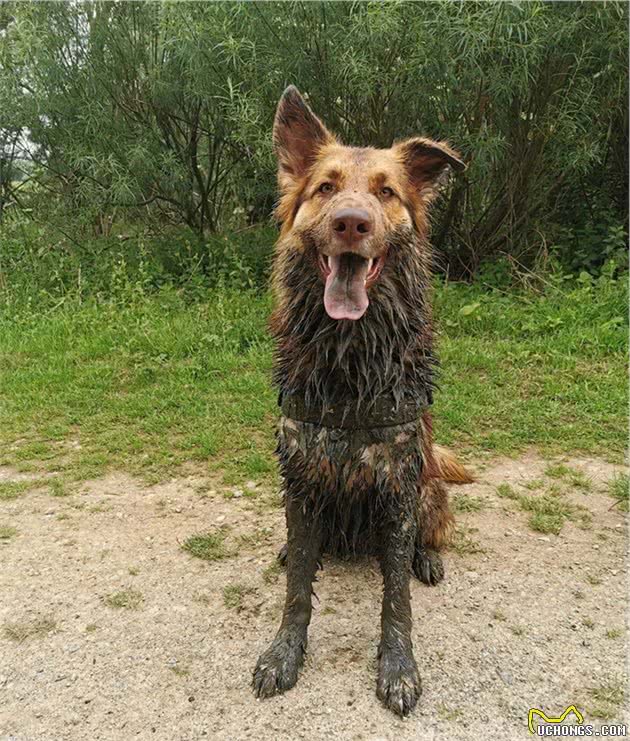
273;86;465;321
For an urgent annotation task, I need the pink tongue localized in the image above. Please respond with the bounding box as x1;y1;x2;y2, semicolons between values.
323;253;369;321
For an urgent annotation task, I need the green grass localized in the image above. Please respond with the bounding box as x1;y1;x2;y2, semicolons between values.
181;530;232;561
3;617;56;641
0;268;626;485
223;583;255;611
0;525;18;540
0;481;33;500
496;484;592;534
102;589;143;610
608;474;629;512
452;494;487;513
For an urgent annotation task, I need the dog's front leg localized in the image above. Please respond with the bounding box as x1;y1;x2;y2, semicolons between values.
253;491;321;698
376;495;422;716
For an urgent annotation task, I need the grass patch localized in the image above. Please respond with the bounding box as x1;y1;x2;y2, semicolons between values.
587;680;626;721
262;560;282;584
102;589;143;610
169;664;190;677
3;617;56;642
0;480;32;500
452;494;487;513
544;463;572;479
223;583;255;611
0;525;18;540
181;529;232;561
585;573;602;586
607;474;629;512
522;478;544;491
496;483;520;500
605;628;623;640
238;527;272;548
48;478;69;497
496;484;591;535
449;525;484;556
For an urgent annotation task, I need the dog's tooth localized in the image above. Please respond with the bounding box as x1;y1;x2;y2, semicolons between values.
367;258;373;272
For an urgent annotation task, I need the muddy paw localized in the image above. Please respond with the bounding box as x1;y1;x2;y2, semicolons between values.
412;546;444;586
252;633;306;699
277;543;288;566
376;647;421;716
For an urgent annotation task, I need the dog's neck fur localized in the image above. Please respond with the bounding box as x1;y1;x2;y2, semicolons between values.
270;227;437;411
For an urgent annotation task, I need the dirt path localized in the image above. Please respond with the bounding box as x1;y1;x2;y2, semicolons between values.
0;454;627;741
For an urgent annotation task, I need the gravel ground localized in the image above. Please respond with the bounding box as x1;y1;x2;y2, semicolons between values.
0;454;627;741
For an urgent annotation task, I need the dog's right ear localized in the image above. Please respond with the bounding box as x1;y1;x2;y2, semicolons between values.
273;86;333;186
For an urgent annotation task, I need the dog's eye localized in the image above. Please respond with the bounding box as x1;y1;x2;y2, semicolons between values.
318;182;334;194
380;186;395;198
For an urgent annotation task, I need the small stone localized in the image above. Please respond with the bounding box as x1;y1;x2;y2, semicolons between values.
245;481;257;491
216;515;226;523
233;489;244;498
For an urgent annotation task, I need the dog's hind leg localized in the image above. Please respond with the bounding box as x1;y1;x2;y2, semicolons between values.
376;492;422;717
253;490;321;698
413;477;452;586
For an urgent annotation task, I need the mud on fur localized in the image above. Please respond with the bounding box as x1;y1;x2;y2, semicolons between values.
252;86;472;717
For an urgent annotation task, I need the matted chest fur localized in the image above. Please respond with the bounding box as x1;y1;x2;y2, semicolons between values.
277;416;425;555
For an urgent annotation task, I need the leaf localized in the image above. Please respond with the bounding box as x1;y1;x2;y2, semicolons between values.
459;302;481;317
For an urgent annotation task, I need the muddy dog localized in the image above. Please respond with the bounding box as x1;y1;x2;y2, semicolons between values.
253;86;471;716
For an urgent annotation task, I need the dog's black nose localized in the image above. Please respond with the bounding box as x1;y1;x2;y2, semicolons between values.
331;208;372;246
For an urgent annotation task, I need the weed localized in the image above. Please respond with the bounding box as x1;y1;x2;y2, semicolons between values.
605;628;623;639
238;528;272;547
450;525;485;556
0;481;31;500
0;525;18;540
608;474;629;512
262;561;282;584
496;484;520;500
169;665;190;677
3;617;56;642
544;463;572;479
182;530;232;561
452;495;487;513
102;589;143;610
223;584;255;611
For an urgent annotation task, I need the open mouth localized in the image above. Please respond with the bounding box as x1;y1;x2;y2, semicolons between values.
318;252;385;321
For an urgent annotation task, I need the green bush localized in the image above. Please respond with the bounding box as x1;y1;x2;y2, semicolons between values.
1;1;627;276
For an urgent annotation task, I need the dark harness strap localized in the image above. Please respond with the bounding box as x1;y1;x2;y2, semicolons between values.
280;392;429;430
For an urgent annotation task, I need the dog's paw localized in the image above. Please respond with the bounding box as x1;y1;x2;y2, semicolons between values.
412;546;444;586
376;647;421;717
277;543;288;566
252;633;306;699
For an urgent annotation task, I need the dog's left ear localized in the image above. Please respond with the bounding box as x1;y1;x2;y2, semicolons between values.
273;86;334;185
396;138;466;200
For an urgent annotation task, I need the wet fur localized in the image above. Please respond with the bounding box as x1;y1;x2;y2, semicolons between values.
253;86;469;717
271;225;455;556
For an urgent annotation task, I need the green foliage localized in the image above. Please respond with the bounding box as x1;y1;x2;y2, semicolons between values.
0;1;627;274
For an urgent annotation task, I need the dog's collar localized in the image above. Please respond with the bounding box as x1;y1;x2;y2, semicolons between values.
280;391;430;430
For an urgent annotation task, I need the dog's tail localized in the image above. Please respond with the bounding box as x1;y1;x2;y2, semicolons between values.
434;445;474;484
